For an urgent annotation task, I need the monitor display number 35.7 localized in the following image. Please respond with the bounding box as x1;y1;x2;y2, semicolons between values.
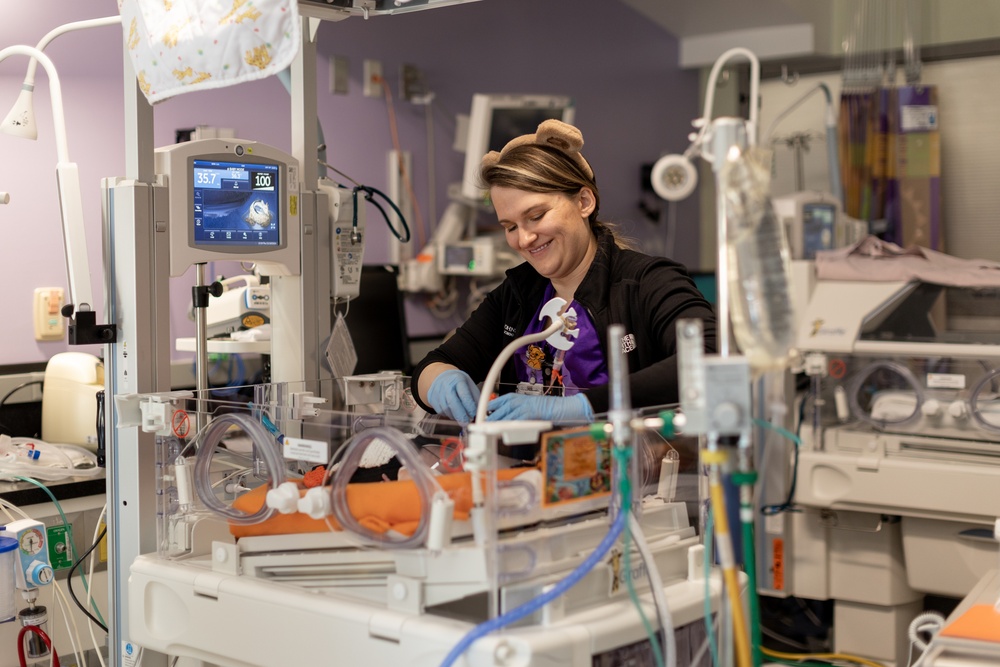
192;159;280;247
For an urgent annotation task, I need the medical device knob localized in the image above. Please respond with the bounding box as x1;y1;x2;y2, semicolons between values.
713;402;742;432
265;481;301;514
26;561;52;588
948;400;969;421
298;487;331;519
921;399;942;419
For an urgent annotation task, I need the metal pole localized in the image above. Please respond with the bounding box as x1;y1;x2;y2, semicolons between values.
709;117;748;359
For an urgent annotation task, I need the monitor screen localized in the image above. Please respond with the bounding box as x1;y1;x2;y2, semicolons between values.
192;158;280;247
801;202;837;259
486;107;566;154
443;244;475;271
460;94;574;202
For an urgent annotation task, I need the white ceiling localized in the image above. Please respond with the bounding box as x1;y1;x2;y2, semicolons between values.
620;0;812;38
618;0;834;67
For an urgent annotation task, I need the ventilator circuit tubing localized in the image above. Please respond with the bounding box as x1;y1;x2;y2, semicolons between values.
969;367;1000;434
329;426;446;549
193;412;286;525
844;360;925;428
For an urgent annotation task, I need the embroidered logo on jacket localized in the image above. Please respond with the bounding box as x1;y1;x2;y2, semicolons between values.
503;324;517;338
620;333;637;353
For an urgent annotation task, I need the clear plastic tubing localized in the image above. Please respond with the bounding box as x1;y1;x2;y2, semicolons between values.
329;426;444;549
193;412;285;525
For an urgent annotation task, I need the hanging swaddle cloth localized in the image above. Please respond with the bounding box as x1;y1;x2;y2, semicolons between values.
118;0;300;104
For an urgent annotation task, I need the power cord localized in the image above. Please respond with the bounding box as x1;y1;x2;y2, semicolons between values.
67;525;108;632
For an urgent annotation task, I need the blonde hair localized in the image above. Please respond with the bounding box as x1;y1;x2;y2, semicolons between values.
480;144;634;249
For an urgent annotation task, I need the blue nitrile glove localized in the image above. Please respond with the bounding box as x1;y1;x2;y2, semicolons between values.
486;393;595;424
426;369;481;424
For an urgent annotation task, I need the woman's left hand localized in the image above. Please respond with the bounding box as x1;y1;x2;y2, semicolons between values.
486;393;594;423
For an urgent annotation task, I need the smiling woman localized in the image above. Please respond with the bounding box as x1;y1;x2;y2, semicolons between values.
412;119;717;425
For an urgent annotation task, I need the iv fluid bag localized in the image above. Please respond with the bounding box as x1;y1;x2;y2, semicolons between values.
722;148;796;372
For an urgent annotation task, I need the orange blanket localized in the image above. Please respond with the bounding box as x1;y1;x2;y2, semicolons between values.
230;468;530;539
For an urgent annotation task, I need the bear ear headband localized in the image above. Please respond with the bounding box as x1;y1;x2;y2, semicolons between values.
480;118;594;179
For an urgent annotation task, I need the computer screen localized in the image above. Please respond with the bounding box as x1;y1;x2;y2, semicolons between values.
460;94;575;202
155;139;301;277
192;158;281;247
801;202;837;259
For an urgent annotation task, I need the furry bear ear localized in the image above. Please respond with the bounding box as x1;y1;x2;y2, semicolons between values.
535;119;584;155
481;150;502;171
480;118;594;179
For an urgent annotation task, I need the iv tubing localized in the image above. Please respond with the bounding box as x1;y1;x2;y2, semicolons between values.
704;446;752;667
193;412;285;525
474;315;564;425
0;439;101;481
703;508;720;667
628;513;677;667
87;504;109;667
438;503;627;667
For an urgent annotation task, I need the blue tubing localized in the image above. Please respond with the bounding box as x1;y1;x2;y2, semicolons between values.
438;508;629;667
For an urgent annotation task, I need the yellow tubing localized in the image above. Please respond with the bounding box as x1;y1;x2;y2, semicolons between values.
708;467;752;667
761;646;887;667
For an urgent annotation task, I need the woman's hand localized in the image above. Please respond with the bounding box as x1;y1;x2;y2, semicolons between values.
486;393;594;423
426;369;481;424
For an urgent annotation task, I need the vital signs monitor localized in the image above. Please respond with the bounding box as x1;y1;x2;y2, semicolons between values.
459;93;575;202
156;139;301;277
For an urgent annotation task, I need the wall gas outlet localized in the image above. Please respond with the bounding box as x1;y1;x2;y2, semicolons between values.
33;287;64;341
46;524;73;570
363;59;383;98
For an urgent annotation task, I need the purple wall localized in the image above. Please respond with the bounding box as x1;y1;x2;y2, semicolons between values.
0;0;699;366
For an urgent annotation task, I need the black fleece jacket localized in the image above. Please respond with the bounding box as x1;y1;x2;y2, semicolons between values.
412;231;717;414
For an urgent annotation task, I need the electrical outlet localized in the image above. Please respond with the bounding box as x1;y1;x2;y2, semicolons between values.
33;287;64;341
363;59;383;98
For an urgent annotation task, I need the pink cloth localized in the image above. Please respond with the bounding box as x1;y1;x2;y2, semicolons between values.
815;236;1000;287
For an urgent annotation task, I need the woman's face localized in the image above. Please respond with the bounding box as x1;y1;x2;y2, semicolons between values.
491;186;597;284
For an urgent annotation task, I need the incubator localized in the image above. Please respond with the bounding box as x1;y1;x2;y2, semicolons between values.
115;373;721;666
788;275;1000;664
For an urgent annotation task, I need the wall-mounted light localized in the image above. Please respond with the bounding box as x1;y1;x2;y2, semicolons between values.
1;17;120;145
0;44;92;321
0;17;122;344
1;84;37;140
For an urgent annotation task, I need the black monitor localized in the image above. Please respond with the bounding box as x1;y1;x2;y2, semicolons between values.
342;265;410;374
